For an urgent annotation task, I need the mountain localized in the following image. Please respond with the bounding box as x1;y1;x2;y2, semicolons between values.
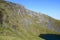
0;0;60;40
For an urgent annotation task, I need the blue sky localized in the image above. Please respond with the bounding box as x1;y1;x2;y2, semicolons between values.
6;0;60;20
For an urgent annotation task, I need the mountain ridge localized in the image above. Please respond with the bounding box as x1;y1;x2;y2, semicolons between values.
0;0;60;40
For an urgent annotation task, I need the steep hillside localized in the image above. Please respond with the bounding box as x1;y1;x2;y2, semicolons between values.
0;0;60;40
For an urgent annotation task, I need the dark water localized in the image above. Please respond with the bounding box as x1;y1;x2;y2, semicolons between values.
39;34;60;40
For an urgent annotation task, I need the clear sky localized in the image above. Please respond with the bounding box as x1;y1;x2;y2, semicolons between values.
6;0;60;20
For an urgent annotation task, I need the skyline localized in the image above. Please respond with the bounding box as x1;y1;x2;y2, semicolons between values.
6;0;60;20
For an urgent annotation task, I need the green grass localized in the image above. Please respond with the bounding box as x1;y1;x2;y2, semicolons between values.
0;36;44;40
0;0;60;40
0;36;22;40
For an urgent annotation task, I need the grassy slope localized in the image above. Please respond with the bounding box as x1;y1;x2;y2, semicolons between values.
0;1;60;40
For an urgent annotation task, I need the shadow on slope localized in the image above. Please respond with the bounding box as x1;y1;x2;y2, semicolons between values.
39;34;60;40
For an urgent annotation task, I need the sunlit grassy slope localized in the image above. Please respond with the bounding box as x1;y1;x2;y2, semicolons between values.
0;0;60;40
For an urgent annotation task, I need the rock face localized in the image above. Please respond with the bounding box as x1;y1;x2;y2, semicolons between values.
0;0;60;40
